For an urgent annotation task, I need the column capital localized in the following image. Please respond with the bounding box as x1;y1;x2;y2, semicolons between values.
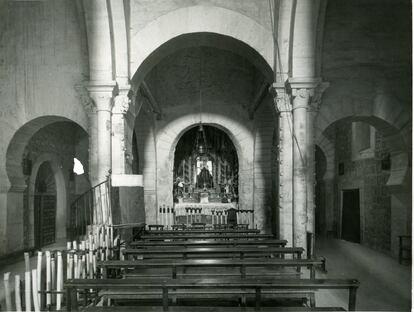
309;82;330;113
269;82;292;114
86;80;117;112
113;84;132;115
287;78;329;111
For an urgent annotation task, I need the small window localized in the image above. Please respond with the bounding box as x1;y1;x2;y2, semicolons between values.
73;158;84;175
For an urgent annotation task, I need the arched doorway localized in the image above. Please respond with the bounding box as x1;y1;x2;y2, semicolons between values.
33;162;57;248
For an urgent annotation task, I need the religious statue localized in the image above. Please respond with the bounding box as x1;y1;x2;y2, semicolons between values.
197;162;213;189
173;177;185;202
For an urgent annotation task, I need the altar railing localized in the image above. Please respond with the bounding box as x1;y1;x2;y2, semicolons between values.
157;204;255;229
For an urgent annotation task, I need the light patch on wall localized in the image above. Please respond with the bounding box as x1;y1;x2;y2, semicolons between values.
73;158;84;175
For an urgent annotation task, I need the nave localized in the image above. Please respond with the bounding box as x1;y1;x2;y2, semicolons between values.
0;225;410;311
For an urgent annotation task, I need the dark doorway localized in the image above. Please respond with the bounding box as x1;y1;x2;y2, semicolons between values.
34;162;57;248
341;189;360;243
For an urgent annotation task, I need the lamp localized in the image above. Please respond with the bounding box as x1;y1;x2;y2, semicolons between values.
193;48;209;156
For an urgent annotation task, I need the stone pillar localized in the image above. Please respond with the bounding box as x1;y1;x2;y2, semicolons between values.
270;83;293;247
291;88;309;252
86;82;116;184
112;85;131;175
306;83;329;256
288;78;321;255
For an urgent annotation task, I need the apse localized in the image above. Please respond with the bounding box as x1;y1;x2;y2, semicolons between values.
173;124;238;205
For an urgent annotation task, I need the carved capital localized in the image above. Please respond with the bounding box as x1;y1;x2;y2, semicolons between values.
309;82;330;112
288;78;329;111
270;82;292;114
113;86;131;115
86;81;116;112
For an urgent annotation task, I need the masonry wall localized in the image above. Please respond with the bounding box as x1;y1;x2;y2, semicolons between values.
0;0;89;255
334;120;392;253
130;0;272;33
10;122;88;253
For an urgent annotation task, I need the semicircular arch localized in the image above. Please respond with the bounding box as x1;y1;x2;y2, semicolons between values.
130;6;274;86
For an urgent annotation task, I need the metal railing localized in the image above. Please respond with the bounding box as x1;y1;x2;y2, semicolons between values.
69;179;112;240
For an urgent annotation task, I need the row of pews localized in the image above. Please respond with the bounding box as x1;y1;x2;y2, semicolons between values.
66;225;359;311
2;224;360;311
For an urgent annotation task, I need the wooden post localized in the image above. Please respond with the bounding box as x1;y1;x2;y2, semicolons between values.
31;269;40;312
74;253;79;278
349;286;357;311
45;251;51;307
89;245;94;278
4;272;12;311
56;251;63;310
67;252;73;279
36;251;42;307
24;270;31;312
163;205;167;228
51;252;56;305
162;286;168;312
255;287;261;311
15;274;22;312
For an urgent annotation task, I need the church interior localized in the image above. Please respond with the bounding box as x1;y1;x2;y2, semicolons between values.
0;0;411;311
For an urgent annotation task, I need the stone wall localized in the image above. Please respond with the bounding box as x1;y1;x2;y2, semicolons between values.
130;0;272;33
9;122;88;253
0;0;89;255
334;120;392;253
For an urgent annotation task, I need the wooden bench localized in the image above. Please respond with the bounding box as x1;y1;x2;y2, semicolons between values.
80;306;346;312
122;246;304;260
144;229;260;235
65;278;359;311
98;258;324;279
129;239;287;248
139;234;274;241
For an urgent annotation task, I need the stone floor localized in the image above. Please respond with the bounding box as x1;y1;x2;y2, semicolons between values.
314;237;411;311
0;238;411;311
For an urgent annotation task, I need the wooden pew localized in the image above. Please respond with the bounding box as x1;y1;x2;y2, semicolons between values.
97;258;324;279
64;277;359;311
129;239;287;248
144;229;260;235
122;246;304;260
78;307;346;312
139;234;275;241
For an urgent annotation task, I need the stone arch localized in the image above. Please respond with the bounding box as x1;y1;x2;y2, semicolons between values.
130;6;274;85
5;116;88;192
315;135;335;180
149;112;254;225
317;114;409;188
28;153;67;245
316;83;411;188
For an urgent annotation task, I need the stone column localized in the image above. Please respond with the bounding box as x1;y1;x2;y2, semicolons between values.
270;83;293;247
86;82;116;184
306;82;329;256
112;85;131;175
288;78;321;255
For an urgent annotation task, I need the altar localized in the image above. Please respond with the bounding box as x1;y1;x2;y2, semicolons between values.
174;202;237;226
172;124;240;227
